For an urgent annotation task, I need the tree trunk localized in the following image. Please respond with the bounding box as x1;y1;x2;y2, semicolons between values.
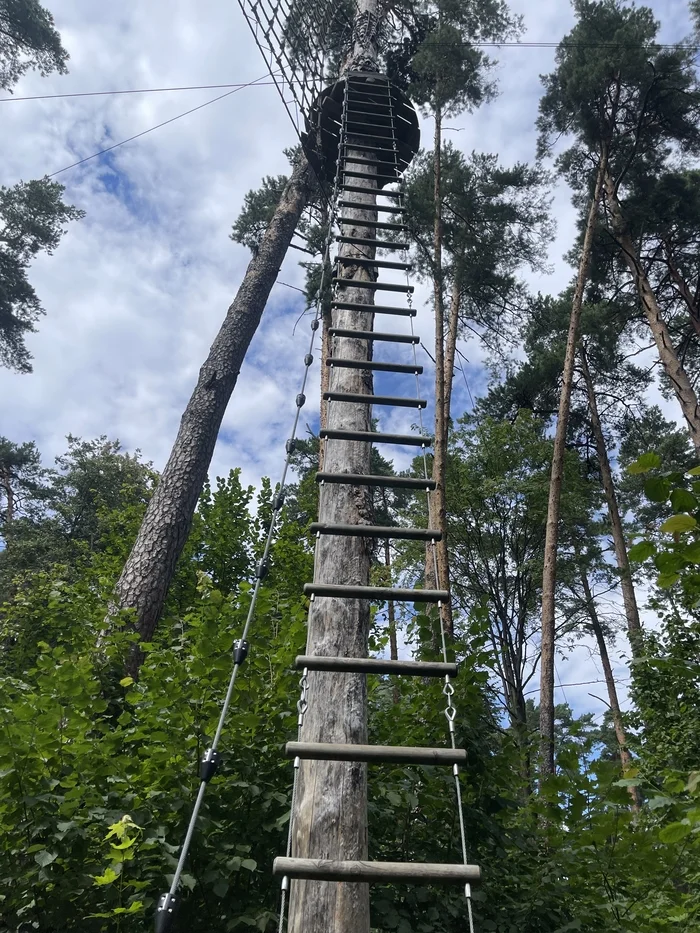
112;155;315;649
288;205;374;929
603;170;700;453
664;242;700;339
579;345;644;658
428;105;453;637
443;277;460;428
1;469;13;527
539;152;607;780
579;569;641;811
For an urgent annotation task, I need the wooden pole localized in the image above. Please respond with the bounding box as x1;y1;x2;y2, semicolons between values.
286;3;380;931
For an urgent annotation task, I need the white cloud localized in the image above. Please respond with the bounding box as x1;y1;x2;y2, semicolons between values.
0;0;694;718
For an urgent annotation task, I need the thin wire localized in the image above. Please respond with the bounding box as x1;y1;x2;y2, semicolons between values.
47;71;278;178
0;80;297;103
164;211;326;901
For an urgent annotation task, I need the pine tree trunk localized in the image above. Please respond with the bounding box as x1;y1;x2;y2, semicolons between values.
579;570;641;811
664;243;700;338
287;10;382;921
603;170;700;453
112;155;315;650
443;277;460;428
428;106;453;637
539;153;607;780
579;346;644;658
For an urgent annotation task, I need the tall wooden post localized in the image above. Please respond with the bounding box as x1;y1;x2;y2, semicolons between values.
287;3;379;931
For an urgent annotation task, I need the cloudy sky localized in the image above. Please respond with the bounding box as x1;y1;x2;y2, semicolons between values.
1;0;696;722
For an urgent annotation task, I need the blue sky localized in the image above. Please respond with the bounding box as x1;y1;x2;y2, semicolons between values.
0;0;697;721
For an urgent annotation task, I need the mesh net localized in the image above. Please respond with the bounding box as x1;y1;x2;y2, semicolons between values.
236;0;359;132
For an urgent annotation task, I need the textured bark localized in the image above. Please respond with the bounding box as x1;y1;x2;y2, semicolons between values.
604;170;700;453
664;243;700;339
1;468;13;527
580;570;641;811
113;156;315;648
539;153;607;780
443;277;460;428
579;346;644;658
287;143;376;933
428;106;453;637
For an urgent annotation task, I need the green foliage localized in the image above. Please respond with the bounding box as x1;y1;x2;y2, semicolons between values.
0;178;84;372
0;0;68;92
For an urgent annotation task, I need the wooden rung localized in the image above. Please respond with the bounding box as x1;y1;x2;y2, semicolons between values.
323;391;426;409
338;219;407;232
336;235;408;250
338;200;405;214
333;278;413;293
331;300;415;316
309;522;441;541
326;358;421;375
303;583;448;603
294;655;458;677
273;857;481;885
315;472;436;491
328;328;418;344
320;429;432;447
342;184;402;197
285;742;466;765
335;256;411;272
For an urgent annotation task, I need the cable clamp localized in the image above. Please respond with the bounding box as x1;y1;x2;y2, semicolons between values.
199;748;220;782
296;393;306;408
233;640;249;666
257;560;270;579
304;353;314;365
285;439;297;454
155;893;177;932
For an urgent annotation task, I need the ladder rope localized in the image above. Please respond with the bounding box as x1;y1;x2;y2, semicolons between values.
155;135;343;926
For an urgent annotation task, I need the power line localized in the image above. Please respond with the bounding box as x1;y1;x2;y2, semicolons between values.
1;80;295;103
47;71;277;178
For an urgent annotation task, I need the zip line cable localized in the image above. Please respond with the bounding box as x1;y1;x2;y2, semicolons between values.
0;80;298;103
155;243;326;929
47;71;279;178
4;38;698;106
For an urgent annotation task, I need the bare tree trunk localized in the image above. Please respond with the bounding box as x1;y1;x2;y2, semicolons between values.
288;10;383;923
579;345;644;658
604;170;700;453
443;277;460;428
428;105;453;637
664;243;700;339
579;570;641;811
1;469;13;527
112;156;315;651
539;152;607;780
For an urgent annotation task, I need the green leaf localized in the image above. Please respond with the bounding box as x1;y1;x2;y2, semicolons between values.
660;514;698;534
670;488;698;511
658;821;691;843
627;452;662;474
241;858;258;872
93;866;119;886
119;676;134;687
657;572;681;589
34;850;58;868
628;540;655;562
686;465;700;476
644;476;670;503
684;541;700;563
214;880;229;898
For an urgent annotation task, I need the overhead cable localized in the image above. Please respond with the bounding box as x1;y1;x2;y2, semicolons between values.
47;71;278;178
